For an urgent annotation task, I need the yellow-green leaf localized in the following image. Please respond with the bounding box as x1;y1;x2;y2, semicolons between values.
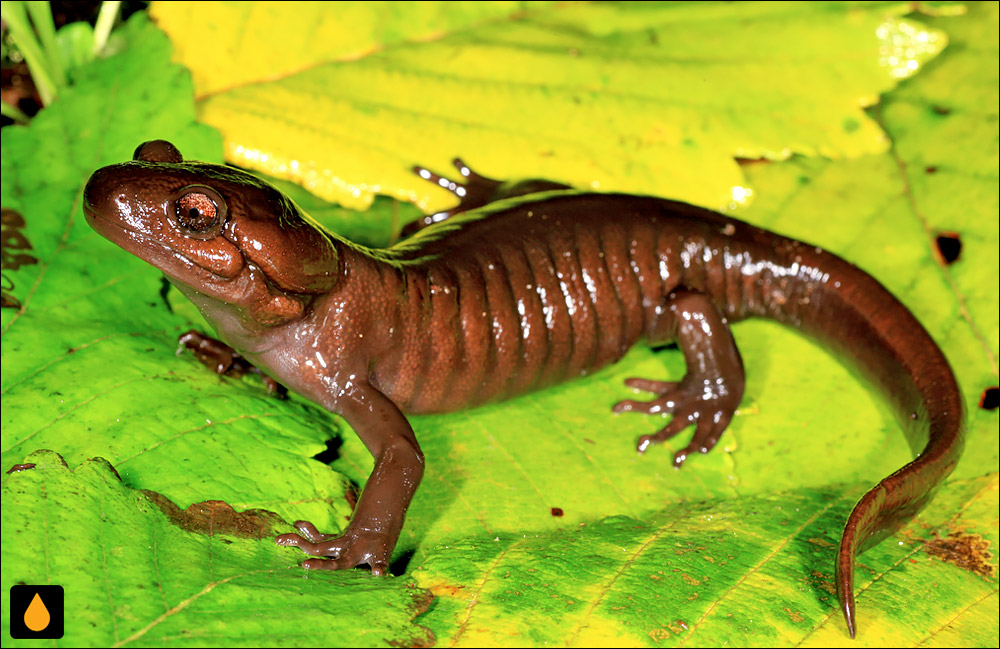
155;2;947;211
151;1;553;97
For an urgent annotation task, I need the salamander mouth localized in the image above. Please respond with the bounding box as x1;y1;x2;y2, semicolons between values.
84;202;236;281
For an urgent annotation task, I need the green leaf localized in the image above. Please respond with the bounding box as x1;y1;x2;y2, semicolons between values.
412;476;997;647
0;15;425;646
877;4;1000;383
0;10;359;530
56;21;96;73
0;451;433;647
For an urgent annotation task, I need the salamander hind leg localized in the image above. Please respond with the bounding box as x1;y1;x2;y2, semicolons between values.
613;290;745;468
405;159;571;235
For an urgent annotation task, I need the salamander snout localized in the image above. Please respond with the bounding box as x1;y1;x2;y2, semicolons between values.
82;162;179;239
82;164;123;227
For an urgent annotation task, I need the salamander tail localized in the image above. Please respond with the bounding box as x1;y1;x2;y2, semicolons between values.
740;235;966;637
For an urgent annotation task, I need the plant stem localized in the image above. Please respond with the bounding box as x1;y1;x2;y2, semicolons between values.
93;1;122;56
25;1;66;87
1;101;32;125
1;1;58;105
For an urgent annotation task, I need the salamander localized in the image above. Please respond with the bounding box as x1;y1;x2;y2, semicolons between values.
83;141;965;637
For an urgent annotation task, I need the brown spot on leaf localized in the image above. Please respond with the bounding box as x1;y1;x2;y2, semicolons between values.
924;532;996;577
388;590;437;648
808;570;837;595
647;621;688;642
735;157;772;168
648;628;672;642
784;607;805;623
806;536;836;548
681;573;701;586
1;207;39;309
424;580;466;598
142;490;286;538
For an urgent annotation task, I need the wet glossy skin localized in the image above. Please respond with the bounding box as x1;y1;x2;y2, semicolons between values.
84;142;964;638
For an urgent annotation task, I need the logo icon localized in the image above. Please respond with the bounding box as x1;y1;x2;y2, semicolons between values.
9;585;64;639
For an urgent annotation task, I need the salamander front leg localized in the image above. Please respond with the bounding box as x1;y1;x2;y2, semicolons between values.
177;330;286;396
275;382;424;574
614;290;745;467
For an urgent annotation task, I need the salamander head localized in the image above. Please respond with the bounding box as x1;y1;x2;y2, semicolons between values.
84;140;338;299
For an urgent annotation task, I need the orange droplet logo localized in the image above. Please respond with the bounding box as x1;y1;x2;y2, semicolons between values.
24;592;50;631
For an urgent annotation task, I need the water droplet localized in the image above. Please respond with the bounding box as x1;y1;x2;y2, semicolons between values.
25;592;50;632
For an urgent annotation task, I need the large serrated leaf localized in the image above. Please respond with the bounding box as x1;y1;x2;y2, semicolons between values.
1;451;433;647
0;14;354;533
412;476;997;647
150;1;557;97
154;2;947;211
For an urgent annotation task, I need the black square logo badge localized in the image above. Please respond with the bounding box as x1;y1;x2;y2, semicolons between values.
9;585;64;639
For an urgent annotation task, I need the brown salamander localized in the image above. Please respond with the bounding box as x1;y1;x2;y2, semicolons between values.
83;141;965;637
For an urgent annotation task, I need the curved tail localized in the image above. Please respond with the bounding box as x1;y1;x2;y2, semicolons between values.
748;239;966;637
822;268;965;637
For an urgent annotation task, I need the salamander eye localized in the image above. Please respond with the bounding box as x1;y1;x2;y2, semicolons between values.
177;192;218;230
170;185;227;239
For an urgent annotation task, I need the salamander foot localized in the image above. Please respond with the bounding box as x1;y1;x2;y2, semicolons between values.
178;330;287;397
613;376;739;468
275;520;392;575
405;159;571;235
